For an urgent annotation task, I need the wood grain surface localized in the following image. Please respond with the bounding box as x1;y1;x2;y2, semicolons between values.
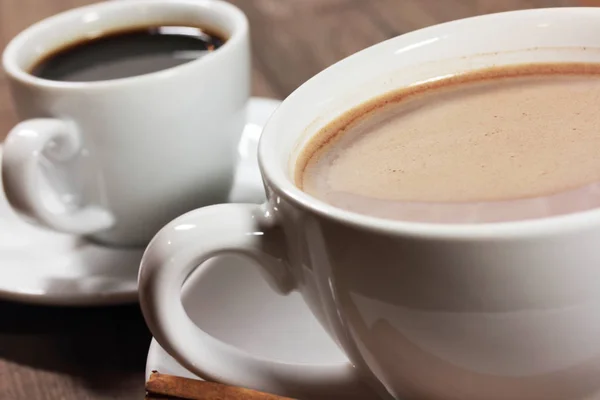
0;0;582;399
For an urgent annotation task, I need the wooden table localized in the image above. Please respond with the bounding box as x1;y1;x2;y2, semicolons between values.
0;0;579;398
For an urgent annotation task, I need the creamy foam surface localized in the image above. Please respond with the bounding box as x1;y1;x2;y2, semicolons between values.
297;63;600;223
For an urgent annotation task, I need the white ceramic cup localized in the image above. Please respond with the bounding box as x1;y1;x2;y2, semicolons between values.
139;8;600;400
1;0;250;247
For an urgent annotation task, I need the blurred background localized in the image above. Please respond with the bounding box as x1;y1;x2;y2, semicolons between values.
0;0;590;399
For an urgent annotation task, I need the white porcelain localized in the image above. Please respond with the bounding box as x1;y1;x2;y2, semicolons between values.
145;253;377;399
1;0;250;247
0;97;277;306
139;8;600;400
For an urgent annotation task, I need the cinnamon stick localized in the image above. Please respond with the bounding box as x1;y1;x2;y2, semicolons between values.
146;372;296;400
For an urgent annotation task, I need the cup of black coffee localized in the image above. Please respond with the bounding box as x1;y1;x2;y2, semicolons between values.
2;0;250;246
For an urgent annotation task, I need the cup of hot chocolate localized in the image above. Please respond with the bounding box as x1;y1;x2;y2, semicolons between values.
139;8;600;400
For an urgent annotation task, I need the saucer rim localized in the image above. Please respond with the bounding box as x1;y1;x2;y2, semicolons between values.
145;336;351;379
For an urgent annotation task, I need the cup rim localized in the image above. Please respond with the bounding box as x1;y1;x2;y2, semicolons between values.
2;0;248;90
259;7;600;241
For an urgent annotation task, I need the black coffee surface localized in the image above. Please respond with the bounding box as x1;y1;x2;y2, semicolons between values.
31;26;226;82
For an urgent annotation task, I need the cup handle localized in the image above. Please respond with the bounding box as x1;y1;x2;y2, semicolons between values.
138;203;366;399
2;118;114;234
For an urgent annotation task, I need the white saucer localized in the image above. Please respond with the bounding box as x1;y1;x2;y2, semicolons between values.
0;97;281;306
145;253;379;399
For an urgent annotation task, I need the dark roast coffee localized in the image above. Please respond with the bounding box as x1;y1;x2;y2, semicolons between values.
30;26;226;82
